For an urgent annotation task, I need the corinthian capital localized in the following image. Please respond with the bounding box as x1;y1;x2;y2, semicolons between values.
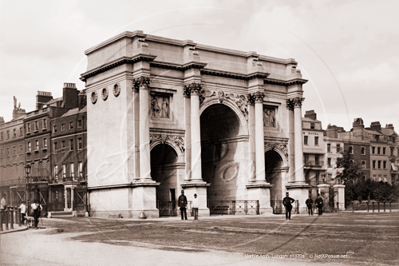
292;97;305;107
253;91;265;103
133;76;151;91
184;83;203;96
286;99;295;110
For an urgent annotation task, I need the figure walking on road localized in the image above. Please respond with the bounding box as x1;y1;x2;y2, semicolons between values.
315;194;324;215
31;201;42;229
178;190;188;220
1;195;7;210
192;194;199;220
305;196;313;215
283;192;295;220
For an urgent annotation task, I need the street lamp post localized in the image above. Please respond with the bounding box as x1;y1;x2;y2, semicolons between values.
25;164;31;214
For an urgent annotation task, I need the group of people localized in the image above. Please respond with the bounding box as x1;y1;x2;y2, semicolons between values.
0;195;42;229
283;192;324;220
177;190;199;220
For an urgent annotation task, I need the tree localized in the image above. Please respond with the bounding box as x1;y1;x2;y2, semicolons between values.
336;149;363;184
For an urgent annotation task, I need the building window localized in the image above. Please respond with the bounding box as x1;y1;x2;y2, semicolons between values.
20;127;23;136
310;123;315;129
53;125;57;133
61;124;65;131
70;139;74;151
78;120;82;128
372;160;376;169
391;147;395;156
78;138;83;149
7;130;10;139
315;136;319;146
43;119;47;129
44;138;47;148
70;163;74;179
383;147;386;155
361;160;366;169
62;140;65;149
327;158;331;167
337;144;341;153
383;161;387;169
304;136;308;145
20;144;22;154
1;132;3;140
304;154;309;164
361;147;365;155
327;143;331;152
69;121;73;130
27;124;31;134
28;142;31;152
315;155;320;166
378;160;381;169
54;165;58;179
35;121;38;131
36;140;39;150
13;128;16;138
54;142;58;150
13;145;16;155
378;147;381;154
372;147;375;154
63;164;66;178
348;145;353;154
79;162;83;178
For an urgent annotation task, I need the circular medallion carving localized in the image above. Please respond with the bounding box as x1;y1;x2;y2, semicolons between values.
91;91;98;104
113;84;121;97
102;88;108;101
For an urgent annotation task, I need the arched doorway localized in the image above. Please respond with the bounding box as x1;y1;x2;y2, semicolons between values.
265;150;283;205
200;104;240;203
150;144;178;211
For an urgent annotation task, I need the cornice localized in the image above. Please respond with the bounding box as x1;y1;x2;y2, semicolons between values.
201;68;270;80
264;78;308;85
80;54;157;81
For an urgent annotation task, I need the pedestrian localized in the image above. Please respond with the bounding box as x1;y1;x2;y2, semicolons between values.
305;196;313;215
178;190;187;220
1;195;7;210
315;194;324;215
31;201;42;229
192;194;199;220
19;201;27;225
283;192;295;220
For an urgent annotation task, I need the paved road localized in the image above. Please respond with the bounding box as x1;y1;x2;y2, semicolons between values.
2;212;398;266
2;228;352;266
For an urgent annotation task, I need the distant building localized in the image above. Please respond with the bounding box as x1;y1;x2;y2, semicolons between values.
324;124;345;183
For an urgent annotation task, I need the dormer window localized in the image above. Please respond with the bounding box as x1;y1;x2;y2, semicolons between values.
310;123;315;129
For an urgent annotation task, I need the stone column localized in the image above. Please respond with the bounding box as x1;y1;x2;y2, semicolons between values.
333;184;345;211
254;91;267;183
183;87;192;181
189;83;203;182
71;187;74;211
64;187;68;211
287;99;295;183
293;97;305;183
134;76;152;182
248;95;256;182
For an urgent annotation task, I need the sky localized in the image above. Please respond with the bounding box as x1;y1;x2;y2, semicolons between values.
1;0;398;131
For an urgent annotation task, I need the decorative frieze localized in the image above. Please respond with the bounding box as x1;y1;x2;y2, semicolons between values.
265;141;289;158
151;95;170;118
150;134;185;154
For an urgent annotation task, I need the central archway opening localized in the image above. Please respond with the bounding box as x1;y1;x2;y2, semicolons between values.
151;144;178;216
200;104;240;203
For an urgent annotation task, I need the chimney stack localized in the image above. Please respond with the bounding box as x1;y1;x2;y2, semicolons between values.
370;121;381;131
36;91;53;110
304;110;317;120
62;83;79;109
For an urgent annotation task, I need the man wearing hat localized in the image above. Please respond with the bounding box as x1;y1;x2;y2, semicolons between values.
178;190;188;220
283;192;295;220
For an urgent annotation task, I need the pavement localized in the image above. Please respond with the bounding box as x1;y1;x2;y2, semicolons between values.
1;223;28;234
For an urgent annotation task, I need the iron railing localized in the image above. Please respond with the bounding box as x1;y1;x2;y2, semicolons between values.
207;200;259;215
271;200;299;214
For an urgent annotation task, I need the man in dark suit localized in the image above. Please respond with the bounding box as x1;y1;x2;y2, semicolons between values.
305;196;313;215
283;192;295;220
315;194;324;215
178;190;188;220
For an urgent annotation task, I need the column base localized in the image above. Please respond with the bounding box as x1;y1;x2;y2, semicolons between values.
180;185;210;217
286;184;310;214
247;184;273;214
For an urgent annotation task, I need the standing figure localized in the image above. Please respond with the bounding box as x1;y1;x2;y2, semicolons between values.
305;196;313;215
178;190;187;220
192;194;199;220
19;202;27;224
31;201;42;229
161;97;169;118
283;192;295;220
315;194;324;215
0;195;6;210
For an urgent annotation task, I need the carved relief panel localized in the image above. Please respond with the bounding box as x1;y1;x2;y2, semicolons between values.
263;106;276;128
151;94;170;119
